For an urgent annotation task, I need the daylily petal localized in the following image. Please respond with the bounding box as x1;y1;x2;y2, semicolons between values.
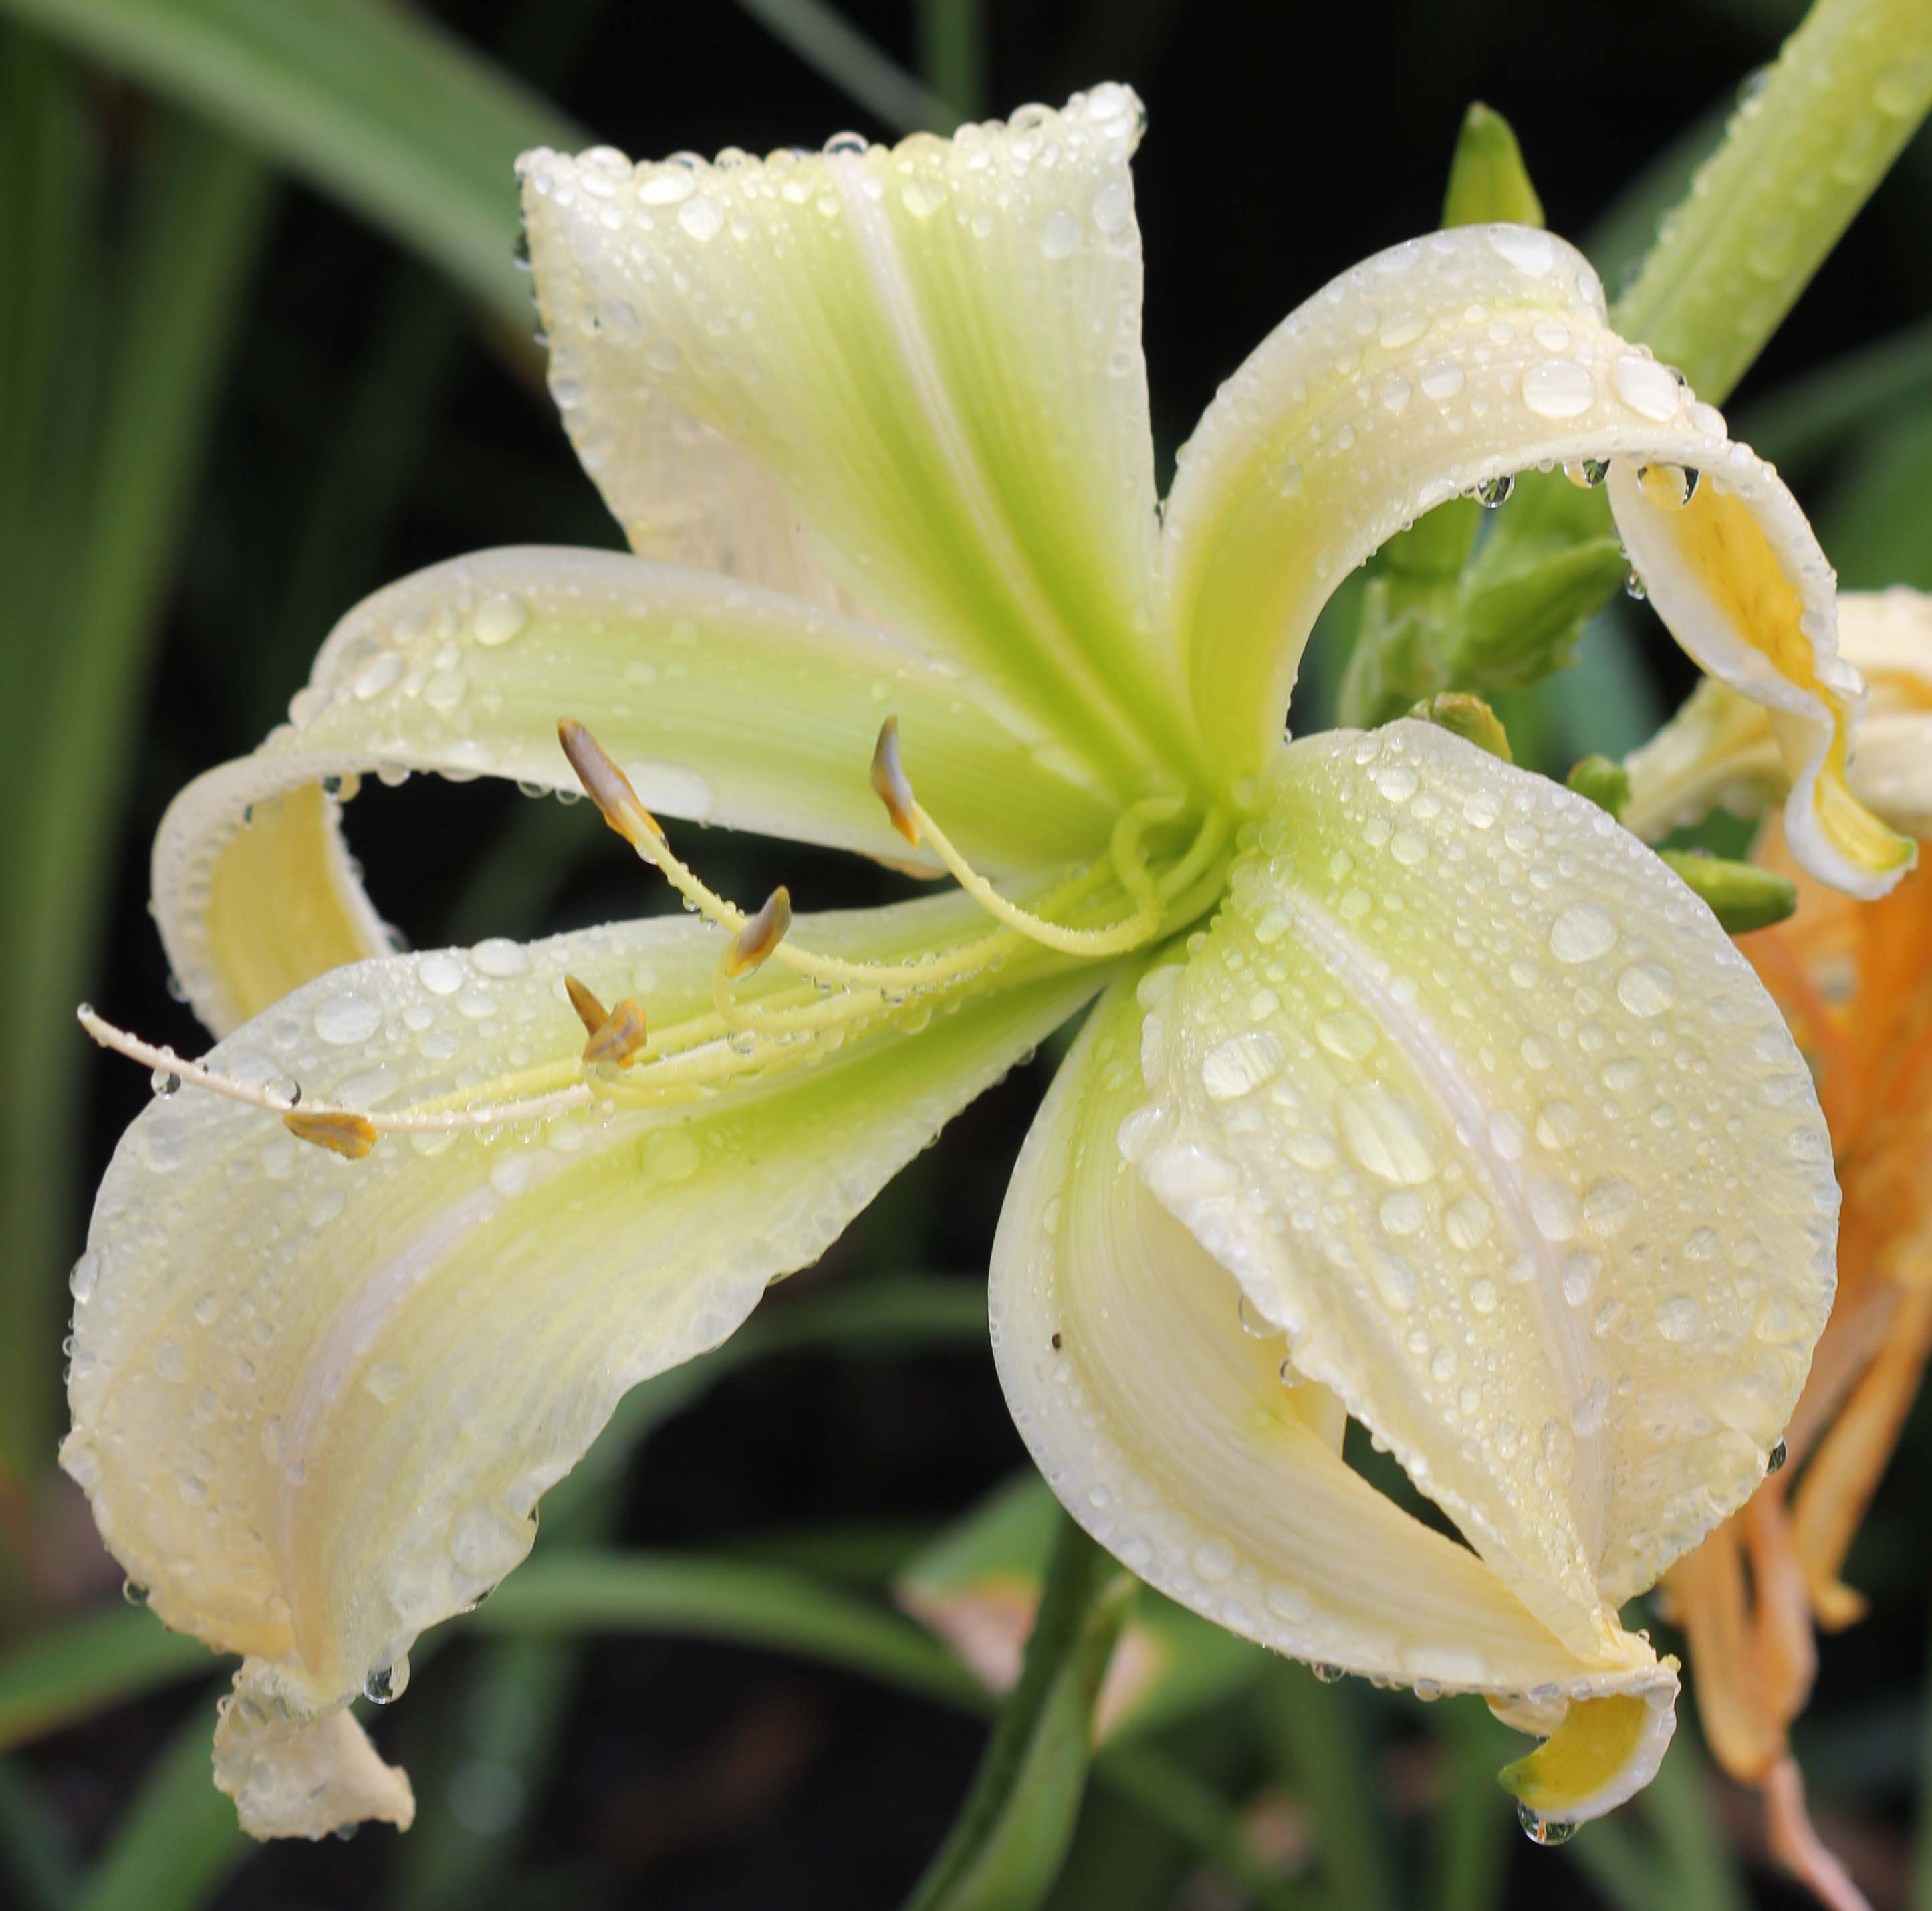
156;547;1115;1036
1626;587;1932;847
1161;225;1909;893
1128;722;1835;1650
989;968;1678;1819
518;88;1201;792
63;891;1097;1836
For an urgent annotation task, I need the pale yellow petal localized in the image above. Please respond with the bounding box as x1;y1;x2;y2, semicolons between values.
1130;723;1834;1649
157;547;1114;1035
1610;461;1913;897
64;892;1096;1831
212;1684;413;1840
519;88;1200;793
1626;588;1932;847
1161;225;1909;892
990;969;1676;1818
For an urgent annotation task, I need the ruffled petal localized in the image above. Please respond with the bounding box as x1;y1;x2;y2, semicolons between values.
156;547;1115;1035
1161;225;1910;893
517;87;1198;793
990;969;1677;1819
64;891;1096;1834
1626;587;1932;850
1127;722;1835;1644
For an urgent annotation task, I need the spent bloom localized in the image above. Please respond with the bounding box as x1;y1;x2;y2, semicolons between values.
1631;591;1932;1911
63;86;1909;1839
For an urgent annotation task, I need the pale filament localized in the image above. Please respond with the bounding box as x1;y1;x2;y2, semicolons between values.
76;1006;592;1135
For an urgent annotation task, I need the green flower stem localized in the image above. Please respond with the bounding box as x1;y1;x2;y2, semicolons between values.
1610;0;1932;406
900;1515;1133;1911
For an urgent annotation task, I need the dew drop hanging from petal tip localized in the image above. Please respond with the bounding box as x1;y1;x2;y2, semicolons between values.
1477;473;1514;509
1312;1662;1345;1684
1518;1803;1578;1846
1768;1438;1788;1474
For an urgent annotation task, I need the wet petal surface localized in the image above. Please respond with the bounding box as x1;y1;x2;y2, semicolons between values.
1129;723;1836;1641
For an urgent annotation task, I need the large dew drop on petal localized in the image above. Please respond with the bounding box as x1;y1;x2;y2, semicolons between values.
1129;721;1836;1646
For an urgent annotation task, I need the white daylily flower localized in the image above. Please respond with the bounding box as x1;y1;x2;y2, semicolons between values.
68;86;1879;1840
1627;584;1932;845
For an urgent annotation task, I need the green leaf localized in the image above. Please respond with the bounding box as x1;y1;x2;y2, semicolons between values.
1455;534;1634;689
0;1606;217;1753
1441;102;1544;229
901;1516;1132;1911
1657;849;1798;933
0;91;274;1483
72;1707;248;1911
1427;1700;1518;1911
0;0;583;328
0;1757;80;1911
1610;0;1932;405
470;1551;985;1711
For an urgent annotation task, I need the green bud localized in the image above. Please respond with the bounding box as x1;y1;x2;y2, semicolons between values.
1455;535;1631;690
1409;693;1513;764
1566;756;1631;819
1443;102;1545;231
1657;850;1798;935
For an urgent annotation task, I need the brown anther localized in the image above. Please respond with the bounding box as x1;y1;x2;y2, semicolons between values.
869;717;921;847
724;887;793;979
284;1109;378;1161
564;974;609;1040
557;719;666;851
582;997;648;1068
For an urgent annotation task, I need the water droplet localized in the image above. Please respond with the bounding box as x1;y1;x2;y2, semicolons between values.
1518;1803;1578;1846
1549;903;1617;964
364;1656;410;1705
1446;1194;1495;1249
1338;1084;1438;1184
1238;1293;1276;1338
1489;227;1556;276
473;594;530;647
1520;358;1596;419
352;652;404;701
364;1361;406;1405
1040;209;1082;259
1611;352;1683;422
150;1069;182;1097
1091;181;1133;234
1191;1539;1236;1582
314;992;381;1046
69;1252;99;1303
122;1577;150;1606
1767;1438;1788;1474
1202;1031;1284;1101
1624;569;1649;601
677;196;723;241
1615;961;1675;1017
1657;1295;1701;1341
1312;1662;1346;1684
1316;1010;1378;1062
1564;457;1610;489
1477;473;1515;509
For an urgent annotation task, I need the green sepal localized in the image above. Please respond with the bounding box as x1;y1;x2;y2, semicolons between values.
1442;102;1545;230
1566;755;1632;819
1408;692;1513;763
1657;849;1798;934
1455;530;1632;690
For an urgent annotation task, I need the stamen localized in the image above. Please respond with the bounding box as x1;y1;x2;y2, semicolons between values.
76;1004;591;1140
564;974;609;1039
285;1109;378;1160
724;887;793;979
557;719;667;857
870;717;920;845
582;997;648;1069
871;717;1179;958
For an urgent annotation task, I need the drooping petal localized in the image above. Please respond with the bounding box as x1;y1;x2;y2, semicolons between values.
63;891;1097;1836
1626;587;1932;849
156;547;1115;1036
990;968;1679;1821
518;88;1201;794
1127;722;1836;1648
1161;225;1910;893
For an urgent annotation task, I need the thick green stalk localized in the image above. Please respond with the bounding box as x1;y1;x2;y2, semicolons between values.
1611;0;1932;405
